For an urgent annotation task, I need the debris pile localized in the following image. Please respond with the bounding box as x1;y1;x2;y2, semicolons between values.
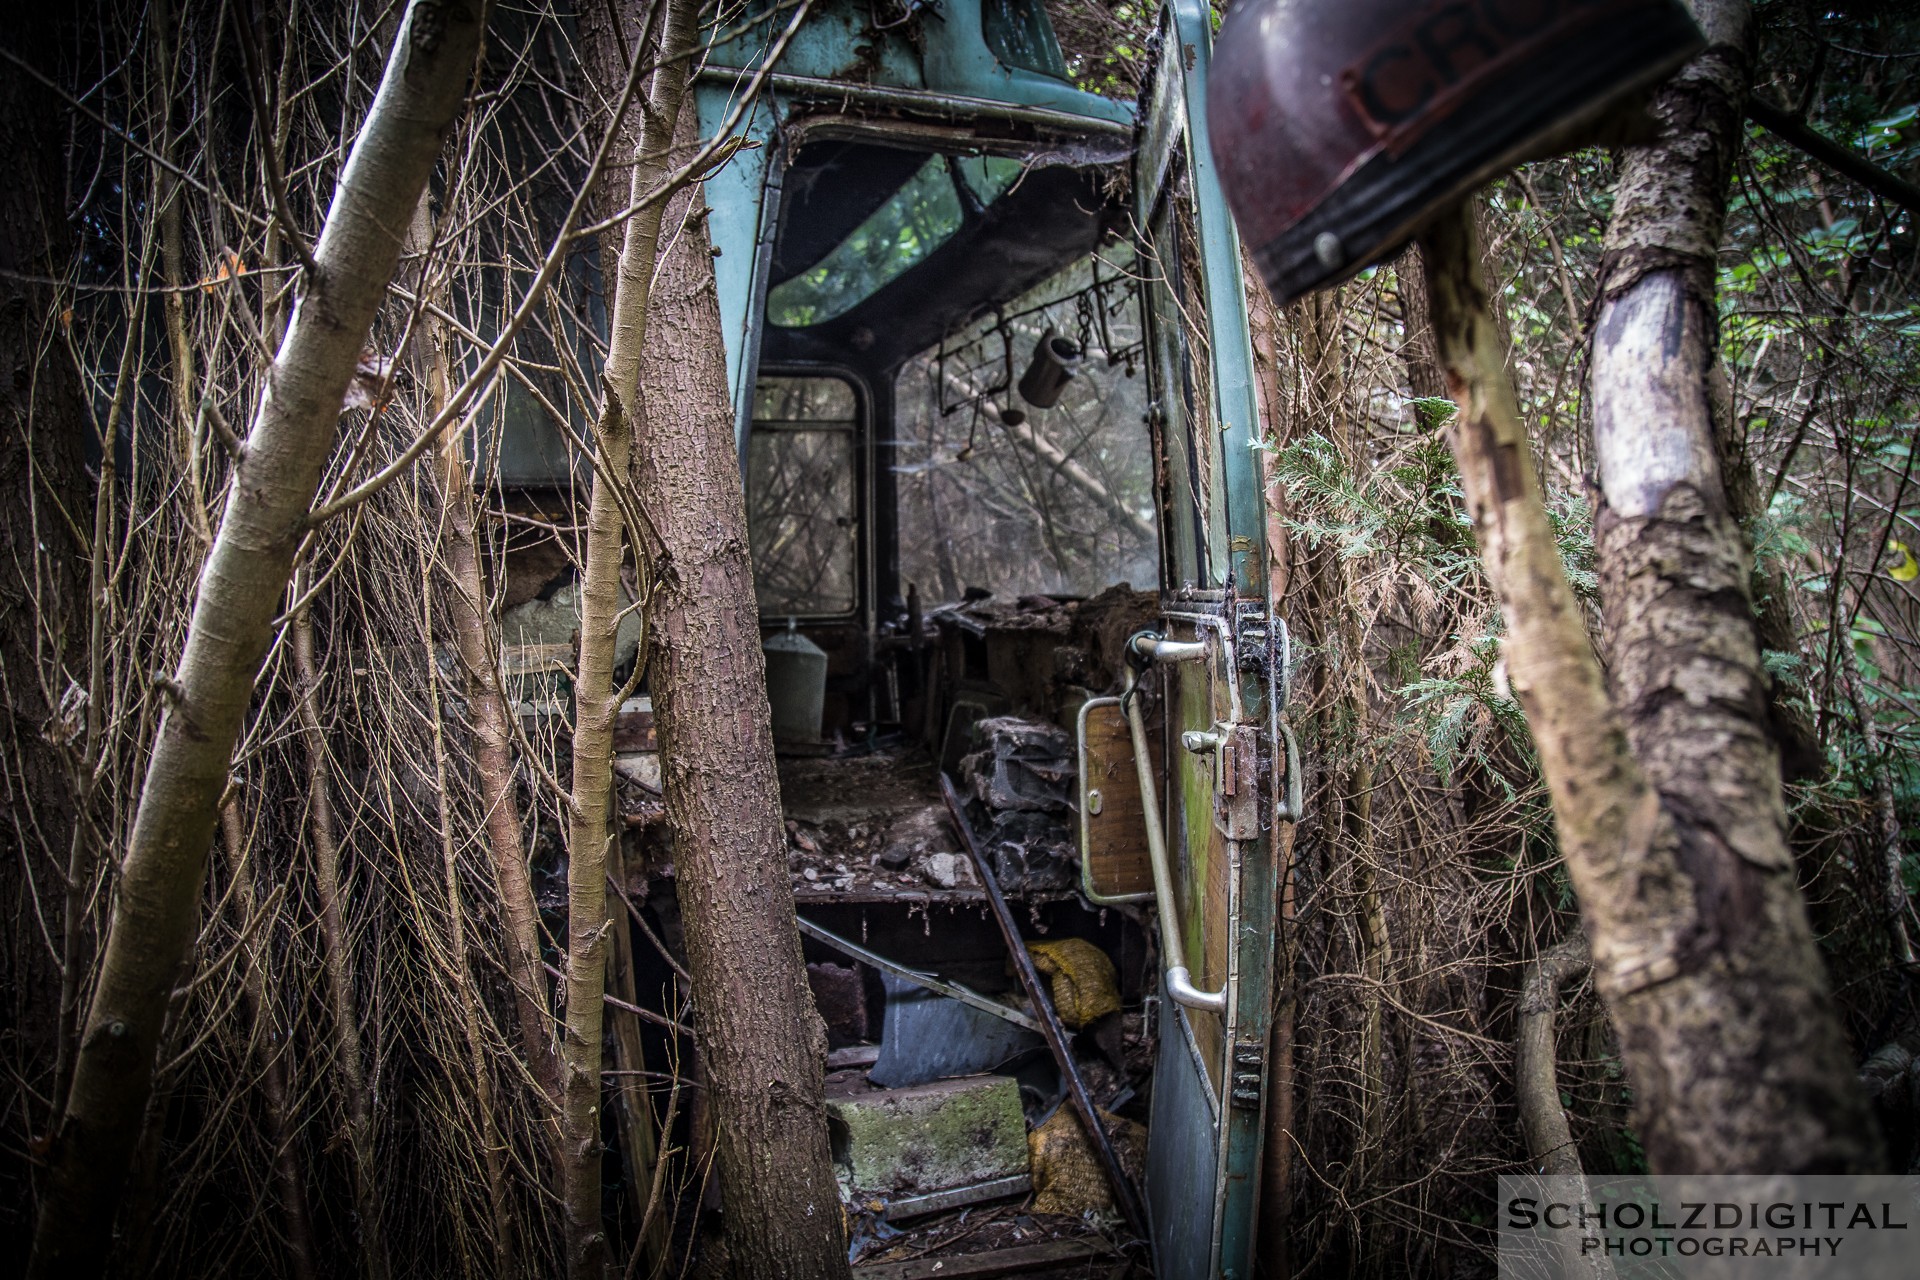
775;748;997;897
958;717;1079;894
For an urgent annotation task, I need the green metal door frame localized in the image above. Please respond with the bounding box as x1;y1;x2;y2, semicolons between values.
1133;3;1279;1276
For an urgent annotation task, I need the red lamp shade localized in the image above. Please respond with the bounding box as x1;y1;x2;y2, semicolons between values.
1208;0;1704;305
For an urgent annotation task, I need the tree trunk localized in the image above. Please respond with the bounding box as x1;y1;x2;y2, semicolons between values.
562;0;698;1271
607;845;669;1271
1417;202;1879;1176
1393;244;1449;402
291;578;390;1280
415;200;560;1109
632;178;851;1280
1516;935;1590;1176
1587;0;1882;1171
216;801;320;1280
28;5;483;1272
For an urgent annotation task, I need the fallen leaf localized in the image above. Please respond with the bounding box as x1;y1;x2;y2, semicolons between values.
1888;540;1918;582
197;249;249;294
341;348;396;413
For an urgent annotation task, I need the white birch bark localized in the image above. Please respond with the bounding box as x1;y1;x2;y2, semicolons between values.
1587;0;1880;1171
560;0;698;1272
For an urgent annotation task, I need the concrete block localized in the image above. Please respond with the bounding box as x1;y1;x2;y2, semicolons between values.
826;1073;1029;1197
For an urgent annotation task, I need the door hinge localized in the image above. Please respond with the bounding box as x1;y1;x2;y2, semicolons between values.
1230;1040;1266;1110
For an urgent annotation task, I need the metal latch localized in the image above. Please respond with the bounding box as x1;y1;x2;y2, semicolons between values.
1185;720;1261;840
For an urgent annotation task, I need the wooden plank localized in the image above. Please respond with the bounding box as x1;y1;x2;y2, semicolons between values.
1080;700;1156;900
854;1237;1116;1279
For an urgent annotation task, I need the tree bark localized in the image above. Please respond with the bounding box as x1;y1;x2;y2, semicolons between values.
1516;935;1590;1176
607;846;669;1271
1587;0;1882;1170
291;578;390;1280
1516;935;1614;1280
27;5;484;1272
415;200;560;1109
631;177;851;1280
1600;0;1823;787
1417;202;1879;1175
562;0;698;1272
216;801;320;1280
1393;244;1449;402
421;589;517;1277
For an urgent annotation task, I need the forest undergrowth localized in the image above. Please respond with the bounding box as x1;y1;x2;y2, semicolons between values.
0;2;1913;1277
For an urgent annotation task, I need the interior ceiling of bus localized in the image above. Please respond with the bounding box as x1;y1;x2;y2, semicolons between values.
761;139;1120;373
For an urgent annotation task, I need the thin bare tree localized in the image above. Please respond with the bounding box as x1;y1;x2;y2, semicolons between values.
29;4;486;1272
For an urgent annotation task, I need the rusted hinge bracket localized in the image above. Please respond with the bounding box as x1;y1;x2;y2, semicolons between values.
1230;1039;1266;1110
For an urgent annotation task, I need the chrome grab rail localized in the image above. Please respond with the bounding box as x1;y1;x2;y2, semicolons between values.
1122;630;1228;1014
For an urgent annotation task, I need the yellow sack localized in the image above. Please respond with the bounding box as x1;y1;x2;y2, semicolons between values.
1028;1105;1147;1218
1025;937;1121;1030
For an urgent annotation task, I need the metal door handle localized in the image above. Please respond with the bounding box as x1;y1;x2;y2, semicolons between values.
1122;632;1228;1015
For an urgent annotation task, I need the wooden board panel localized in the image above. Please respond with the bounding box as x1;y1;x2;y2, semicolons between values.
853;1237;1116;1278
1078;699;1157;902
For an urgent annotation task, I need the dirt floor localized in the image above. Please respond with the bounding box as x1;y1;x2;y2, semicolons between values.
779;742;991;902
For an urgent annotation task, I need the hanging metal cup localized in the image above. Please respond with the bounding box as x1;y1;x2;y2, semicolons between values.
1017;329;1084;409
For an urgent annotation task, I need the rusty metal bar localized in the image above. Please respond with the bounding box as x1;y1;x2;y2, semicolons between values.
938;772;1148;1238
795;915;1041;1033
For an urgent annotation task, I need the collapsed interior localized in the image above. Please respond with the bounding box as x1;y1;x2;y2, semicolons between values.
738;135;1176;1242
476;119;1212;1261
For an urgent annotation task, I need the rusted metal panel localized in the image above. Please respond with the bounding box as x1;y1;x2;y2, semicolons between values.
612;697;655;752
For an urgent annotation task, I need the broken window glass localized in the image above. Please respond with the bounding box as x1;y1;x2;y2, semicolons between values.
953;154;1024;207
766;155;963;328
981;0;1070;81
893;251;1156;603
748;376;859;616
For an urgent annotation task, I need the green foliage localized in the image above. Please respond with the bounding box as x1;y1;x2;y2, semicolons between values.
1398;659;1530;791
1409;394;1456;433
1049;1;1153;100
1272;414;1597;796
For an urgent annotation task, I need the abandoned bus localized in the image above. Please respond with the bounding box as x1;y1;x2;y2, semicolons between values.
504;4;1294;1275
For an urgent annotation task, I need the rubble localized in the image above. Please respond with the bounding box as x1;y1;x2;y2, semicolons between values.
957;718;1079;894
776;746;1012;899
922;851;965;890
